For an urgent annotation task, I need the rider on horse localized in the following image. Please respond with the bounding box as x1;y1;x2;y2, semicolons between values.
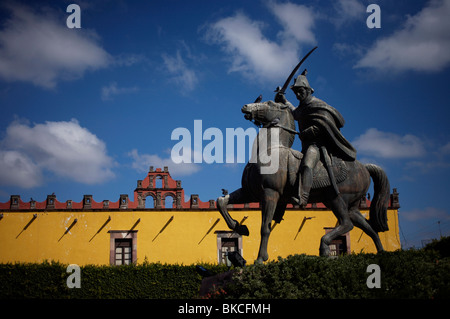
276;69;357;207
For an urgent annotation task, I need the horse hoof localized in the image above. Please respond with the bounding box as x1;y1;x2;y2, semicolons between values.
255;253;268;264
319;247;330;257
255;258;264;265
216;196;227;209
235;224;250;236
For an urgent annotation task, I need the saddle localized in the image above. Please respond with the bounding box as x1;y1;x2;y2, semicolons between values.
287;149;349;189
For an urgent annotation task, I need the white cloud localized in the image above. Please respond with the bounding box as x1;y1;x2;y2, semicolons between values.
113;53;148;67
268;1;317;44
402;207;450;222
440;142;450;154
128;149;201;177
101;82;139;101
206;2;316;82
331;0;365;27
0;3;111;88
355;0;450;72
0;150;42;188
161;50;199;92
332;42;364;59
399;140;450;174
0;119;116;187
404;158;450;174
352;128;426;159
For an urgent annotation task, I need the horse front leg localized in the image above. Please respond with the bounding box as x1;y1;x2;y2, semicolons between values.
216;188;250;236
256;188;279;264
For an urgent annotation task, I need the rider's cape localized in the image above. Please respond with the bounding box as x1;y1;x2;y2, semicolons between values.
294;97;357;161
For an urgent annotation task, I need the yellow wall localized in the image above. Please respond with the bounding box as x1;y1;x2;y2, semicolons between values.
0;208;400;265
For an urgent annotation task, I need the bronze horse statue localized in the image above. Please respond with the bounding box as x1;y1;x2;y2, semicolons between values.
217;100;390;263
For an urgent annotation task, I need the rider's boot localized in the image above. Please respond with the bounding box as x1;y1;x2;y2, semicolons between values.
300;191;309;208
291;173;303;206
292;190;309;208
299;167;313;208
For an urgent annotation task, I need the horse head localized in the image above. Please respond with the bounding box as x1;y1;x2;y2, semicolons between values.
242;100;293;129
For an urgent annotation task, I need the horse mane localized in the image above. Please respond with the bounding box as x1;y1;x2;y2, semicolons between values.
270;100;296;147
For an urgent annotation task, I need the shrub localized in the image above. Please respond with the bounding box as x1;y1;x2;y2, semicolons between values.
0;261;227;299
1;237;449;299
424;236;450;258
225;247;450;299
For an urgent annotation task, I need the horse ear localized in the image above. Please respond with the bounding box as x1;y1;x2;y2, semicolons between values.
254;94;262;103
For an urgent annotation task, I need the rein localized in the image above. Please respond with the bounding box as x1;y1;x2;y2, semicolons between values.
271;121;300;136
257;117;300;136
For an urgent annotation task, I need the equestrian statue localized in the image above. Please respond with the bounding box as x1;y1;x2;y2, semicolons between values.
216;47;391;263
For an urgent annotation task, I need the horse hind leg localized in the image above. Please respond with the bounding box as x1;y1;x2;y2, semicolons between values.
320;195;354;256
349;204;384;253
217;188;250;236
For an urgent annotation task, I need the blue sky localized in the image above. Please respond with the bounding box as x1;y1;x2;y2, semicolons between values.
1;0;450;248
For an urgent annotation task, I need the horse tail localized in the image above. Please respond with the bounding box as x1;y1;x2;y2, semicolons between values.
365;164;390;232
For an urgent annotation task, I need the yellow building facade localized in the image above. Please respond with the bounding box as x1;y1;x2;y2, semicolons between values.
0;167;401;266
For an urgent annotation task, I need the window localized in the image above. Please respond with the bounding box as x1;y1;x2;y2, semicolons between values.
220;238;238;266
114;239;132;265
216;231;243;266
324;228;350;256
164;195;174;208
329;236;347;256
109;231;137;265
155;176;163;189
145;195;155;208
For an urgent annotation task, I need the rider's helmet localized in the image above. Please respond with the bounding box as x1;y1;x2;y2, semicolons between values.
291;69;314;93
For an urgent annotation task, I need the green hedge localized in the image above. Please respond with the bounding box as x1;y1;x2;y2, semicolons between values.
1;238;449;299
224;249;450;299
0;261;228;299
